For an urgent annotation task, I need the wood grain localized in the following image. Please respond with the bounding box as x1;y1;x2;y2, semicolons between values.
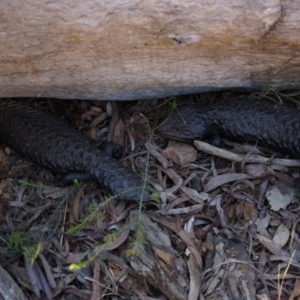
1;0;300;100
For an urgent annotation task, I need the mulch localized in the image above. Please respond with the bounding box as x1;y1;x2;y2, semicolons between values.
0;92;300;300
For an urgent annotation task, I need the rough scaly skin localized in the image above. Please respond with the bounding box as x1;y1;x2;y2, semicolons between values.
0;100;150;201
158;97;300;157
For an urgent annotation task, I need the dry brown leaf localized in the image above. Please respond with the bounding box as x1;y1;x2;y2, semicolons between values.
90;127;97;140
71;185;86;221
256;293;269;300
145;142;172;169
256;234;288;256
163;204;205;215
38;186;70;199
288;278;300;300
66;251;89;264
0;149;7;163
180;185;208;203
91;260;102;300
241;202;258;222
126;127;135;151
256;214;271;229
89;106;103;113
0;179;14;200
244;164;275;177
266;186;298;211
273;223;290;248
113;118;125;146
90;112;108;127
204;173;252;192
256;215;272;240
204;237;256;299
0;203;5;222
162;140;197;166
149;213;203;269
225;202;239;222
81;110;102;120
39;254;57;289
187;255;201;300
205;268;225;296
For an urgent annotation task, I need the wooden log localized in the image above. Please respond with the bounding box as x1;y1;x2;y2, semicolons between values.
1;0;300;100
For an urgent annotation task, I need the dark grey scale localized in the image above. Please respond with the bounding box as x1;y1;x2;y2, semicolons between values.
157;97;300;159
0;100;150;202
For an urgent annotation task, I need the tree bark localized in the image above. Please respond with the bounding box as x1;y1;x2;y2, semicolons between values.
1;0;300;100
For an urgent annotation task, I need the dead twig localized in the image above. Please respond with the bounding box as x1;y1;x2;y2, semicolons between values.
194;140;300;167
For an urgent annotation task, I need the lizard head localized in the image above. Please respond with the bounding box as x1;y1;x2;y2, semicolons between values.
157;105;207;142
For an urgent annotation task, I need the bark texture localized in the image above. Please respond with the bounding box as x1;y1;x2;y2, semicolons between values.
1;0;300;100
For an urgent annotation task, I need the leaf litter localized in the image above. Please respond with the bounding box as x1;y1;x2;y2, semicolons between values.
0;93;300;299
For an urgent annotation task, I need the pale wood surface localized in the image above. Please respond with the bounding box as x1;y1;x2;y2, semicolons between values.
1;0;300;100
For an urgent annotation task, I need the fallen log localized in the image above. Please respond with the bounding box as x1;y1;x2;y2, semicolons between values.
1;0;300;100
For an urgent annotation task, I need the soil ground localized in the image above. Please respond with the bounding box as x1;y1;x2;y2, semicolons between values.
1;91;300;299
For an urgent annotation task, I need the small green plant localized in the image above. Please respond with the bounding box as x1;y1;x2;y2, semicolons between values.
0;232;44;265
69;259;90;271
126;216;147;257
147;187;160;203
67;185;152;235
0;232;23;254
67;202;105;234
103;229;121;245
69;223;144;271
11;232;22;251
153;96;179;132
257;65;300;104
23;242;43;266
277;250;296;299
73;179;83;187
67;109;154;269
18;179;42;188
